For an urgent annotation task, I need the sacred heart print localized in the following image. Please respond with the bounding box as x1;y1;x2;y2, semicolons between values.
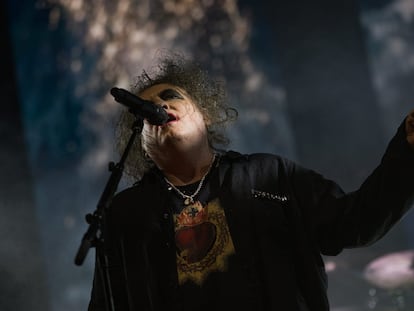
174;199;235;286
175;222;216;263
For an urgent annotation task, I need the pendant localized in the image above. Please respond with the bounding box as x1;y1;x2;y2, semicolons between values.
184;197;193;205
183;201;203;218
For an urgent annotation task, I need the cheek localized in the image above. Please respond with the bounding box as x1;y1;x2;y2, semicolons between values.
141;125;156;149
193;113;208;132
141;122;151;136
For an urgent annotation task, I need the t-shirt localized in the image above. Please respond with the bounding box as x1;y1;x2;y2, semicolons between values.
165;159;262;311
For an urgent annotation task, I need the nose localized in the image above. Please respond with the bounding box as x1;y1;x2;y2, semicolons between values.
158;101;169;110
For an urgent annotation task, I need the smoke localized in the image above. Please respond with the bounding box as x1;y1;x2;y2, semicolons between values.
16;1;293;310
361;0;414;135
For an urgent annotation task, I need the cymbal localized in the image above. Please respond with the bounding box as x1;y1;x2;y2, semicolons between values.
363;250;414;290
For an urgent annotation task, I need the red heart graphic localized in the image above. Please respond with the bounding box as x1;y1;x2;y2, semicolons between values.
175;222;216;263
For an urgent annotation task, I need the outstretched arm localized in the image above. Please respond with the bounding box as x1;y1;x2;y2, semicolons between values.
289;111;414;255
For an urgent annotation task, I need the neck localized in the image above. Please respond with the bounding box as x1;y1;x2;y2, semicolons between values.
151;144;215;186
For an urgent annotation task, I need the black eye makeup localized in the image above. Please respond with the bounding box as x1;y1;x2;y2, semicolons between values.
159;89;184;100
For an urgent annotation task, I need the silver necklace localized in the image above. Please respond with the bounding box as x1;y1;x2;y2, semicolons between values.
164;154;216;205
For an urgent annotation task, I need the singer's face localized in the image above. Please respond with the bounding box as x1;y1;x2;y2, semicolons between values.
139;83;209;154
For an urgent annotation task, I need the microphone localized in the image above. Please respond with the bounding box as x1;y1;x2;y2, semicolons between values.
110;87;169;125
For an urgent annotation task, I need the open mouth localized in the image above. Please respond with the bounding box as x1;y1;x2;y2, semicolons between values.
167;113;178;123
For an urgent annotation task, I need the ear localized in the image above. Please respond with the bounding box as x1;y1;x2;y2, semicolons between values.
204;115;212;126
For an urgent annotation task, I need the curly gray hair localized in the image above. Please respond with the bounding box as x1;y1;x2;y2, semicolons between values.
116;53;238;179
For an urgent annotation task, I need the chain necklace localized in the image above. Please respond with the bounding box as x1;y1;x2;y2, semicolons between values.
164;153;217;205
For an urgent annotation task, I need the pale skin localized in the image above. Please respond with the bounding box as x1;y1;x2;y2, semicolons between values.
139;83;215;186
140;83;414;186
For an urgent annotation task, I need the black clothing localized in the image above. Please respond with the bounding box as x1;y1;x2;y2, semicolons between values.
89;122;414;311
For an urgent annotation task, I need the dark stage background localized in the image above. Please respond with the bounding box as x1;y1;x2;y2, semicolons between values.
2;0;414;310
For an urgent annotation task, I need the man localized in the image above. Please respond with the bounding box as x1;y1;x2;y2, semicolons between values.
89;55;414;311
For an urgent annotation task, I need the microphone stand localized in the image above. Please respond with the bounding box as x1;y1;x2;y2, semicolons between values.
74;114;144;311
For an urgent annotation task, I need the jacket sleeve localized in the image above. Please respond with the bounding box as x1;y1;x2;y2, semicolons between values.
287;121;414;255
88;246;129;311
87;190;133;311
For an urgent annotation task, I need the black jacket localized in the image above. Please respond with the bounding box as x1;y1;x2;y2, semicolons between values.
89;122;414;311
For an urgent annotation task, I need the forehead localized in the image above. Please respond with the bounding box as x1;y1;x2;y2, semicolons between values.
138;83;186;98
